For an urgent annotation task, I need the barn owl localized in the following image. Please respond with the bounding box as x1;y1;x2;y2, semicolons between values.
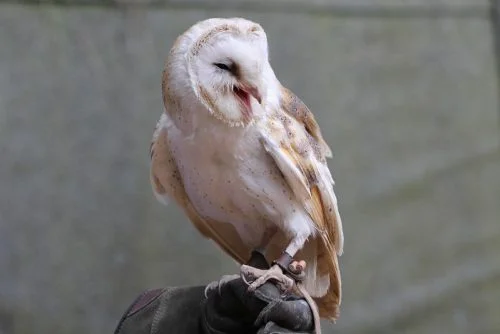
150;17;344;327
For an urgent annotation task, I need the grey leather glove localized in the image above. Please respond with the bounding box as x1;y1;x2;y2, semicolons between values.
202;251;314;334
114;252;314;334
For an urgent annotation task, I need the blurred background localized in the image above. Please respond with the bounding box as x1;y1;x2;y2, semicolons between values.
1;0;499;333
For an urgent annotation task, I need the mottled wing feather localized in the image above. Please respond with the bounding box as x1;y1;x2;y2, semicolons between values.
280;86;333;158
278;85;343;255
260;86;344;319
261;137;311;202
150;113;251;265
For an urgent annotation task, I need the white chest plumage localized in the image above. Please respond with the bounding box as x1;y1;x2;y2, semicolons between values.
168;112;295;247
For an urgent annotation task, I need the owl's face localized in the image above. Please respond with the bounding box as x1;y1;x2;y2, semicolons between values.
185;18;271;126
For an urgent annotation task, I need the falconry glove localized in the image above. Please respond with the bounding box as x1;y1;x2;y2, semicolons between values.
114;253;314;334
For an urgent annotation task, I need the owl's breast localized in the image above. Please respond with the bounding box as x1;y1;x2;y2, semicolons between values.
169;121;280;246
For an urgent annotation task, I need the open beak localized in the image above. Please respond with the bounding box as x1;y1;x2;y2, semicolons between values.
239;83;262;105
233;81;263;123
246;86;262;105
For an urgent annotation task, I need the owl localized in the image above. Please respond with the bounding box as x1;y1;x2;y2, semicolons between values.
150;17;344;326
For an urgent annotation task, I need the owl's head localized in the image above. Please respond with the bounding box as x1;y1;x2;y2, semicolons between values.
165;18;275;127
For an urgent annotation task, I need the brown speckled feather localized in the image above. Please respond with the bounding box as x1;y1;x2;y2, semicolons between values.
280;86;333;159
260;85;343;319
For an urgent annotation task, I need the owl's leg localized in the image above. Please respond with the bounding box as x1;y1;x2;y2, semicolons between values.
243;232;322;334
241;226;292;291
207;227;280;297
241;232;308;292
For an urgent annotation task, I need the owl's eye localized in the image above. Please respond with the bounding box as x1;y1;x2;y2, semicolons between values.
214;63;230;71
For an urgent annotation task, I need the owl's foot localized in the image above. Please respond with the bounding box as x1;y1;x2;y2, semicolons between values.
241;250;308;292
204;274;240;298
284;259;307;281
271;251;307;282
241;264;295;292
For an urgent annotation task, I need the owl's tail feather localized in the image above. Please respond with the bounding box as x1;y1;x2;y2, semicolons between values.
298;237;341;321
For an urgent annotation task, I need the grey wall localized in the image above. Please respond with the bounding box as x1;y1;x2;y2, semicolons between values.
1;1;499;333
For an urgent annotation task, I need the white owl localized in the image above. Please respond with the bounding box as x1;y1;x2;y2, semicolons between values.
150;17;344;329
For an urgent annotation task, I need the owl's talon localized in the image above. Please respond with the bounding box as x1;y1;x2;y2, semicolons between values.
241;264;295;292
286;260;307;281
290;260;306;272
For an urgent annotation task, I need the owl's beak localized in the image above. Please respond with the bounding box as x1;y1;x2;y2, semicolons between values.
233;81;263;122
238;80;262;105
246;86;262;105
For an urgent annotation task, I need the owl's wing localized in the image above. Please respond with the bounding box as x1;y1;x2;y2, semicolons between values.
150;113;251;264
279;86;333;159
259;85;344;318
273;85;343;255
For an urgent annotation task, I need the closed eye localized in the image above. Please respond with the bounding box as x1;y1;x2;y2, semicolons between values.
214;63;230;71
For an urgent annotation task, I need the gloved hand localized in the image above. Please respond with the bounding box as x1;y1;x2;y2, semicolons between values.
201;251;314;334
113;251;314;334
